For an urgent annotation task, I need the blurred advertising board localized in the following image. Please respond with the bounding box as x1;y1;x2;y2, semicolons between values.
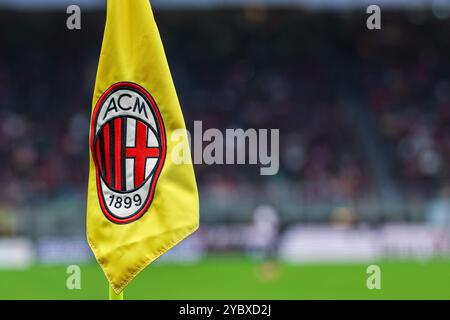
0;238;34;268
279;224;450;263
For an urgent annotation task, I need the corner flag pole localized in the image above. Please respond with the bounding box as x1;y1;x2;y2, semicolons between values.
109;286;124;300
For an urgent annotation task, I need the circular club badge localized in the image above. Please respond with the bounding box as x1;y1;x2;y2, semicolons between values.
90;82;166;224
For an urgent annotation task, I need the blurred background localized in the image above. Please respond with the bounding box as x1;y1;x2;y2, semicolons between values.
1;0;450;299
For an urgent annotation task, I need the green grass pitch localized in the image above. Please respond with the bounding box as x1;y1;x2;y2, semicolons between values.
0;256;449;299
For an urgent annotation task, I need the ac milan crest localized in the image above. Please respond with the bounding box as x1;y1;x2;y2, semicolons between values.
90;82;166;224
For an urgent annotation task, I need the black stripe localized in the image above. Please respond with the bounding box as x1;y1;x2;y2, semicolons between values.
109;121;115;188
121;118;127;192
99;131;106;179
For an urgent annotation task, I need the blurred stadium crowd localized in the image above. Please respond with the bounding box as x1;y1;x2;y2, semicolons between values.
1;8;450;238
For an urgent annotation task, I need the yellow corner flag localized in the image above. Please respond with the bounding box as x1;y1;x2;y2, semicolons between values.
86;0;199;294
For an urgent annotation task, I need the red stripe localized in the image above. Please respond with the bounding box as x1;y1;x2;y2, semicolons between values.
114;118;122;191
134;121;148;188
103;123;111;186
96;139;102;173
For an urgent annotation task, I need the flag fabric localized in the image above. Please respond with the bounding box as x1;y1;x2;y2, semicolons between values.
87;0;199;294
